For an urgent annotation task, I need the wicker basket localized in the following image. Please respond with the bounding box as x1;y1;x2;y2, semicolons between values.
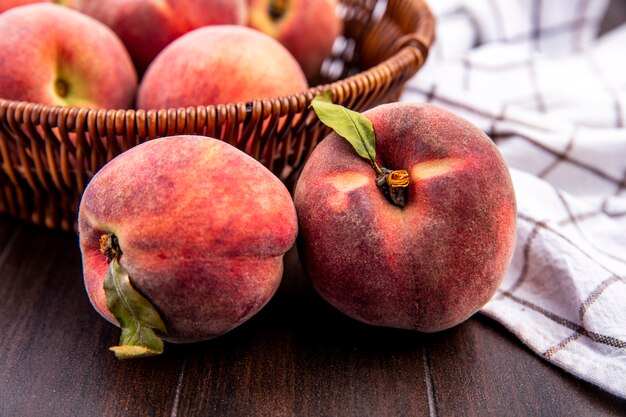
0;0;434;231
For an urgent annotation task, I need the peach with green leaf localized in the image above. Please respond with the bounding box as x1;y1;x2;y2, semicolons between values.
294;92;517;332
78;135;298;358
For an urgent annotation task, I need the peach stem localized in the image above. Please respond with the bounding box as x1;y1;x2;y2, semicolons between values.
269;0;288;19
375;168;410;207
100;233;122;264
54;79;69;98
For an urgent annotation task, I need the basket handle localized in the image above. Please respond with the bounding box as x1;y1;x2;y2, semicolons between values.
393;32;433;69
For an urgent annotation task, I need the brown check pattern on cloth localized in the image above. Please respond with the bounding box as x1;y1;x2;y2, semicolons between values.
400;0;626;398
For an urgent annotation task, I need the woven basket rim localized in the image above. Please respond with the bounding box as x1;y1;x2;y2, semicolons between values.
0;1;435;117
0;46;427;116
0;0;435;231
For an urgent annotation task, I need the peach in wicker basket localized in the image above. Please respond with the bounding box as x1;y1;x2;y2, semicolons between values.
0;0;434;231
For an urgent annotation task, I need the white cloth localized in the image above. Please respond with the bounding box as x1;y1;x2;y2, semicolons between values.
401;0;626;398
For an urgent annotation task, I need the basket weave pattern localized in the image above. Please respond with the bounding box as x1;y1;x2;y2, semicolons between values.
0;0;434;231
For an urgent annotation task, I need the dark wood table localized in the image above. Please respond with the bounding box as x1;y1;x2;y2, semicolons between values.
0;215;625;417
3;2;626;414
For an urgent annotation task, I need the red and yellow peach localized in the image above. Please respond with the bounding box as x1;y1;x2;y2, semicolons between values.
295;102;517;332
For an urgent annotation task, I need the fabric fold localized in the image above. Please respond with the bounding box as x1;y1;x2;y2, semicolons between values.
401;0;626;398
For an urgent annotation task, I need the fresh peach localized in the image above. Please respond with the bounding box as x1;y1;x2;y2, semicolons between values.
0;0;73;13
78;135;298;351
294;102;517;332
74;0;248;74
247;0;342;80
0;0;42;12
137;25;308;109
0;4;136;108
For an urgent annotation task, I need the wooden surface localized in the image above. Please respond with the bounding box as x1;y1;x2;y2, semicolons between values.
0;215;625;417
2;2;626;416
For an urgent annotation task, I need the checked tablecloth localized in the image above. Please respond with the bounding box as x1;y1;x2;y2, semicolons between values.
401;0;626;398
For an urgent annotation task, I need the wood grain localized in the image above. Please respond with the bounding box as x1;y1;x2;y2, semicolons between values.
1;217;625;417
2;2;626;416
426;315;626;417
0;220;182;417
174;249;430;417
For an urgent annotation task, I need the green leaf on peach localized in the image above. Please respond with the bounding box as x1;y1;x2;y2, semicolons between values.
310;90;381;174
104;258;167;360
